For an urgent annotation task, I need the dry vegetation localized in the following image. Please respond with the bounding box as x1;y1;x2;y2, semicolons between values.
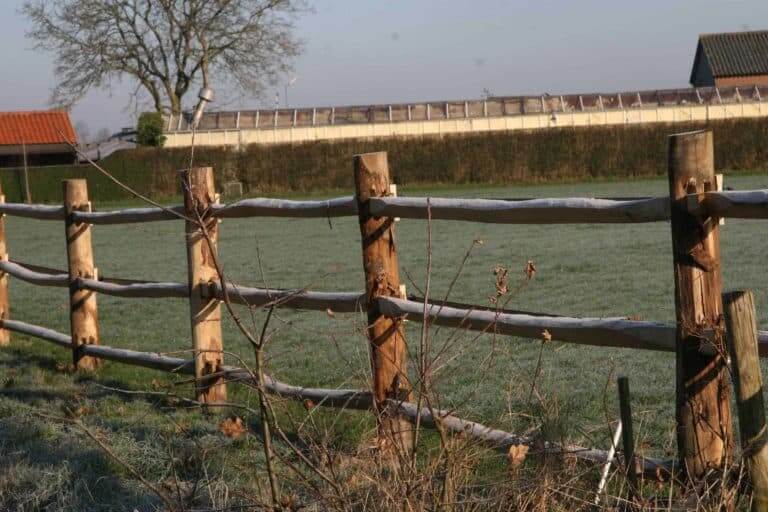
1;144;766;509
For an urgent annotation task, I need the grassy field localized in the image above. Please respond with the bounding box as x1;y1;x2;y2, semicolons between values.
0;174;766;510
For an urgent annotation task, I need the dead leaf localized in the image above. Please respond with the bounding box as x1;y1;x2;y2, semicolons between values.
219;416;247;438
489;265;509;304
326;308;335;319
524;260;537;280
507;444;529;469
542;329;552;343
303;399;316;410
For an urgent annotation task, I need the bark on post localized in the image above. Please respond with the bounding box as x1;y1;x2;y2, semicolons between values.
63;179;100;370
181;167;227;404
723;290;768;510
0;183;9;345
667;130;732;479
353;151;412;452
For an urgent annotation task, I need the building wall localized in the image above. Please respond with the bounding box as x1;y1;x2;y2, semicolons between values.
164;102;768;149
715;75;768;88
692;54;715;87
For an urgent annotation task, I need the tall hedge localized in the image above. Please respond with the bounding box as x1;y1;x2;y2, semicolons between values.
2;117;766;203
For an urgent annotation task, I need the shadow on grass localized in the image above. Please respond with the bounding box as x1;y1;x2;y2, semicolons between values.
0;415;159;511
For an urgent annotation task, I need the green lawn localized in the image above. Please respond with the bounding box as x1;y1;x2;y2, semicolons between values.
1;174;766;510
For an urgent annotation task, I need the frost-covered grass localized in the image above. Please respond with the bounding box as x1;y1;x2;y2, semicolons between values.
1;175;766;510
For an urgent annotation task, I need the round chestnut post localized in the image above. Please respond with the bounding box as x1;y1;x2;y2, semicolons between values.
353;151;413;453
0;183;9;345
63;179;100;370
723;291;768;510
667;130;732;480
181;167;227;404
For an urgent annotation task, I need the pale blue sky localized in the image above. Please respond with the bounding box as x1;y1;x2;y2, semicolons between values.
0;0;765;134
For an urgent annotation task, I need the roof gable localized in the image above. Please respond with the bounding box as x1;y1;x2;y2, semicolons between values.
0;111;77;146
694;30;768;79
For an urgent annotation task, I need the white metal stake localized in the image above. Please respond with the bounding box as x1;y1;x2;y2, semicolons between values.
389;184;400;222
716;173;724;226
594;420;623;506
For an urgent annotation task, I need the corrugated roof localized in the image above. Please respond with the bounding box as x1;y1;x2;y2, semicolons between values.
696;30;768;78
0;111;77;146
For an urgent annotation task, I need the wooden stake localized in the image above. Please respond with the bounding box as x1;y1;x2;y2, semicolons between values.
0;183;9;345
618;377;638;491
353;151;412;452
667;130;732;479
723;290;768;510
181;167;227;404
63;179;100;370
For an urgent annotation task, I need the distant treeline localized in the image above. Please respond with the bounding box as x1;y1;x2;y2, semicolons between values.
2;117;766;203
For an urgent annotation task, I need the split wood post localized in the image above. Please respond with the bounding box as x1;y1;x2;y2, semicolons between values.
667;130;732;479
353;151;413;453
63;179;100;370
0;182;9;345
181;167;227;404
723;290;768;510
617;377;638;491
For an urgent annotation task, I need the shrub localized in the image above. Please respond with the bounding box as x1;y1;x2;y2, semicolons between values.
136;112;167;147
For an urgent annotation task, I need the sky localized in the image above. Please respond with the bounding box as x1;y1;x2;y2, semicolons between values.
0;0;766;136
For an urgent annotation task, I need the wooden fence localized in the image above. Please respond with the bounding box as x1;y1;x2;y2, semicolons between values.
1;129;768;484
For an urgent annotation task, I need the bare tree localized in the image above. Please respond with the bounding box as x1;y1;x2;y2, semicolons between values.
22;0;304;115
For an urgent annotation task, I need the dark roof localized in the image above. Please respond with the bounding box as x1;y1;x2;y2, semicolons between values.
691;30;768;82
0;111;77;146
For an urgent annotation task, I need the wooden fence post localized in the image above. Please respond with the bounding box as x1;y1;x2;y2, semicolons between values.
723;290;768;510
63;179;100;370
617;377;638;491
181;167;227;404
667;130;732;479
0;183;9;345
353;151;412;452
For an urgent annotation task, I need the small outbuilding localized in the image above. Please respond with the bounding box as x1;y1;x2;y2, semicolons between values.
0;111;78;168
690;30;768;88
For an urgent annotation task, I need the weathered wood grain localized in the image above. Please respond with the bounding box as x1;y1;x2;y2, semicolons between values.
181;167;227;404
354;151;412;452
63;179;100;370
668;130;731;479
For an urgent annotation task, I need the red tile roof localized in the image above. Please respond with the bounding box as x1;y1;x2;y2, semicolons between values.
0;111;77;146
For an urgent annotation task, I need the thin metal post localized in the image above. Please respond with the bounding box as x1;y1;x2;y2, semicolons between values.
618;377;637;490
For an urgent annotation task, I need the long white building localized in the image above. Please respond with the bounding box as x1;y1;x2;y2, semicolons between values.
163;85;768;148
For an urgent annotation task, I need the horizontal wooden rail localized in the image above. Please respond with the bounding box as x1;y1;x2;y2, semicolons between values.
369;196;671;224
380;297;768;355
699;190;768;219
3;259;767;354
381;296;677;351
0;203;65;220
0;260;364;308
73;206;185;225
212;196;357;219
1;189;766;225
2;316;669;472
